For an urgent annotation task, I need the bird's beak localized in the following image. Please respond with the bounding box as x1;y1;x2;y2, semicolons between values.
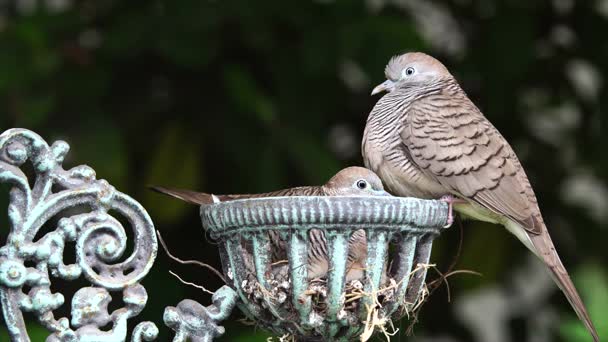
371;80;395;95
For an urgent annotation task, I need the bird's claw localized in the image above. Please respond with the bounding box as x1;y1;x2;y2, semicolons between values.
439;195;457;228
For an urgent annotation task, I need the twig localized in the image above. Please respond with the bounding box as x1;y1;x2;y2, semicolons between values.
426;269;482;302
360;301;399;342
169;271;215;295
405;217;482;335
157;230;226;283
271;260;289;266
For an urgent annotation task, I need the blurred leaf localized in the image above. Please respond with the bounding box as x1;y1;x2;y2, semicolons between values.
457;221;513;288
60;66;110;106
12;18;60;76
0;320;47;340
154;0;219;68
64;118;129;191
560;264;608;341
101;10;153;58
18;94;54;127
223;64;277;126
0;49;27;91
250;144;286;191
283;127;341;184
143;124;202;223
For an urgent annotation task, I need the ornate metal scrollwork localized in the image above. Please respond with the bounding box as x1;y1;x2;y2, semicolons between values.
163;285;238;342
0;128;449;342
0;128;159;342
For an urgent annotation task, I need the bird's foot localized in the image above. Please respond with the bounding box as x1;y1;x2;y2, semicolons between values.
439;195;464;228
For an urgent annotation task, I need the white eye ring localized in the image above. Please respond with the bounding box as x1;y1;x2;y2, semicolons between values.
402;67;416;78
355;179;368;190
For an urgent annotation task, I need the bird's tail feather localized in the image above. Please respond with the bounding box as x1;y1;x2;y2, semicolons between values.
149;186;214;205
530;227;600;342
149;186;256;205
510;220;600;342
545;258;600;342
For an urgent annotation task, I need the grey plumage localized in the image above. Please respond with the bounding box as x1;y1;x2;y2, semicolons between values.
152;166;390;280
363;52;599;341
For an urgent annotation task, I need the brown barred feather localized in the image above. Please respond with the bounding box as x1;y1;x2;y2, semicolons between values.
151;166;384;281
363;52;598;341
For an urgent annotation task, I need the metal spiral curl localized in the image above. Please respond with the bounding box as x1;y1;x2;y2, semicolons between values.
0;128;158;342
74;210;152;290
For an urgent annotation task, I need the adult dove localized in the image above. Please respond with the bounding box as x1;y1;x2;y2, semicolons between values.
152;166;389;280
362;52;598;341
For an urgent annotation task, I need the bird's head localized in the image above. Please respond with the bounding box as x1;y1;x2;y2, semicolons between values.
372;52;452;95
324;166;390;197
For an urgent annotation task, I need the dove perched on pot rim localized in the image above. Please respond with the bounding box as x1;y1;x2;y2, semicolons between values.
362;52;599;341
152;166;390;280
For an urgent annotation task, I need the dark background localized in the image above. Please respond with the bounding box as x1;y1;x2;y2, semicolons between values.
1;0;607;341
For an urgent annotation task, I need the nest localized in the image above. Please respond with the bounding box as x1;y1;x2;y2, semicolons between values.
196;196;452;341
240;260;435;341
160;229;449;341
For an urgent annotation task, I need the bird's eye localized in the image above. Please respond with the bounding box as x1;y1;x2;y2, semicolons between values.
403;67;415;77
356;180;368;190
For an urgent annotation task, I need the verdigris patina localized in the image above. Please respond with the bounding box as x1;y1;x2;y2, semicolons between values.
199;195;448;340
0;128;449;341
0;128;159;341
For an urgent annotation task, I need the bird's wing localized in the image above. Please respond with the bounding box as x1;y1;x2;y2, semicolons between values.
400;96;600;341
400;95;543;234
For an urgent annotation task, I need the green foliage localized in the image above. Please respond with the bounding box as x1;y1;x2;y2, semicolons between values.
143;124;202;223
560;264;608;341
1;0;607;340
0;321;48;341
223;64;277;126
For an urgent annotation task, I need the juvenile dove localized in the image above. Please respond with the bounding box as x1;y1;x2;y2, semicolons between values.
362;52;598;341
152;166;390;280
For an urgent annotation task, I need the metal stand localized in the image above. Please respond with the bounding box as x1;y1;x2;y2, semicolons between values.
0;128;449;341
